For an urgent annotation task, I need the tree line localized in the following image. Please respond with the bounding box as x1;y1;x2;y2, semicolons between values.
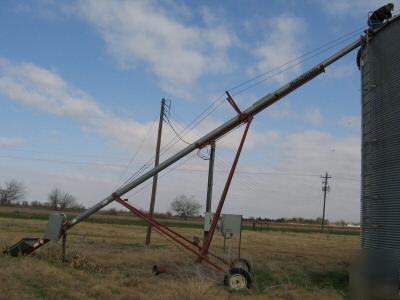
0;180;349;224
0;180;204;219
0;179;84;211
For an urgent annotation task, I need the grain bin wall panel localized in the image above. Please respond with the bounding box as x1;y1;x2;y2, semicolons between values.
361;17;400;255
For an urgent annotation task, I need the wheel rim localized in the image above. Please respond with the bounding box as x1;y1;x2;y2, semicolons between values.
229;273;247;290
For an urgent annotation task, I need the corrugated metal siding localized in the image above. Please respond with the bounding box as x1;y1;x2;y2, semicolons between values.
361;17;400;253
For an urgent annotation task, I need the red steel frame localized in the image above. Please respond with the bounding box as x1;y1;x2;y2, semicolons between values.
200;117;252;257
113;115;252;272
225;91;243;115
113;194;226;272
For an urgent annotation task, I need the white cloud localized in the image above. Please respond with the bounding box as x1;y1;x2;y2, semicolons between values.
250;14;307;84
0;58;157;153
304;107;323;126
339;116;361;128
0;52;362;222
0;59;103;120
146;130;360;222
266;102;296;119
187;117;279;151
0;58;273;159
268;131;361;221
74;0;235;98
0;55;361;222
0;2;365;222
266;102;323;126
280;131;360;175
326;63;357;79
0;137;25;147
1;128;361;222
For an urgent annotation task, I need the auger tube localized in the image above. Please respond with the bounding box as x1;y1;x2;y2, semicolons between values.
66;37;362;230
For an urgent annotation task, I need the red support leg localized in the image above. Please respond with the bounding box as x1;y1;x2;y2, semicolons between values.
110;118;253;270
113;195;226;273
200;118;253;257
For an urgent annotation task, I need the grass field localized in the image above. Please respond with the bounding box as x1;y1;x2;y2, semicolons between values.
0;206;359;236
0;210;359;299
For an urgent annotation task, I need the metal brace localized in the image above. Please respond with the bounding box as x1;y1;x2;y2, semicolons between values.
225;91;243;115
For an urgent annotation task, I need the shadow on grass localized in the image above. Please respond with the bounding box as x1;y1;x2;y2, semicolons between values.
251;266;349;296
308;269;348;292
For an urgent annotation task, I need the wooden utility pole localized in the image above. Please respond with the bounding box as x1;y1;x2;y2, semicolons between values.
203;142;216;241
321;172;331;233
145;98;165;245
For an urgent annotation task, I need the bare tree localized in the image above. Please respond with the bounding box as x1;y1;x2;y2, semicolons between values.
0;180;26;205
48;188;77;210
171;195;201;220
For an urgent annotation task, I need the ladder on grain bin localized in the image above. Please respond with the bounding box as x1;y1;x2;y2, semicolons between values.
5;36;363;290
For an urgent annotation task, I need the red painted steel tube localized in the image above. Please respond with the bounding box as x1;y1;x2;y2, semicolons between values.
110;195;227;263
112;196;200;250
225;91;242;115
200;118;253;257
113;195;226;273
140;210;228;264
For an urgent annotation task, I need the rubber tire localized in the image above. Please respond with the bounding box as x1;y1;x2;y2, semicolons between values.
224;267;252;290
231;258;252;274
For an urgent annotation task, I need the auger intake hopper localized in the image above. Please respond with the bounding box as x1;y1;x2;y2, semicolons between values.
8;238;48;257
7;213;66;257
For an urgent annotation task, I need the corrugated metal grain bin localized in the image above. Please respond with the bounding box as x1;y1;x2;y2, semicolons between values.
360;16;400;262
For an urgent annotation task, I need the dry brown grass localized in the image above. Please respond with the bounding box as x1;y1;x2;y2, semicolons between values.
0;217;358;299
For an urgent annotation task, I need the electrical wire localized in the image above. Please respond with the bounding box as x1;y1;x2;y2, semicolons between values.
227;25;365;94
113;114;159;190
0;153;358;181
117;95;226;188
158;95;226;157
0;148;131;160
163;112;192;145
155;25;366;158
231;32;363;97
115;25;366;190
0;154;129;168
126;153;198;198
214;158;266;194
174;166;323;177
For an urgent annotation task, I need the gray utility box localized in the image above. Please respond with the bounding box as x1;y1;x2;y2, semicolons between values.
44;213;66;241
204;212;221;232
203;212;242;234
221;214;242;235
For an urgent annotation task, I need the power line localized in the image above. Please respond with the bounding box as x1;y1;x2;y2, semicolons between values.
0;148;132;160
117;96;227;187
163;112;192;145
113;26;366;189
231;32;363;97
126;153;198;198
227;25;365;94
175;167;322;177
154;27;366;158
0;154;130;168
159;95;226;156
113;114;159;190
0;153;359;182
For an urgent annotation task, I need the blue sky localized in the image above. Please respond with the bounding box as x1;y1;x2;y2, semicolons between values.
1;0;397;222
